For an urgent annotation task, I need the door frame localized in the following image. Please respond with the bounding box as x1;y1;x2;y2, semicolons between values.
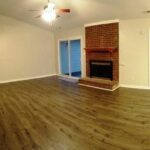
58;36;83;79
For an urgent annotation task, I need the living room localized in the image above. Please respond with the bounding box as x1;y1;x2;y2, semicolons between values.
0;0;150;149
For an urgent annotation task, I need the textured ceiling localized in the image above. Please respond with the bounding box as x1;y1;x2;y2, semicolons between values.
0;0;150;31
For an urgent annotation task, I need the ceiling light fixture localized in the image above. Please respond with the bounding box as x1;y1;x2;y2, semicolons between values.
42;2;56;22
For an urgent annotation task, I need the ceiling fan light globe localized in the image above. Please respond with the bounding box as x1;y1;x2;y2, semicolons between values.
42;10;49;22
49;11;56;21
42;10;56;22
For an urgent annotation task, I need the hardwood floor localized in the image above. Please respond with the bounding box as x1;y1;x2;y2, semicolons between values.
0;76;150;150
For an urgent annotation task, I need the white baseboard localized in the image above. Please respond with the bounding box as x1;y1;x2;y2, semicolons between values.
2;75;150;91
0;74;57;84
119;84;150;90
79;83;150;91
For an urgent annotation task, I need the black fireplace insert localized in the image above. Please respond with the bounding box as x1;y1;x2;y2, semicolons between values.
90;60;113;80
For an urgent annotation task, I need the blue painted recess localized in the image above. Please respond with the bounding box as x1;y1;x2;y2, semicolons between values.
60;41;69;75
60;39;81;78
70;39;81;77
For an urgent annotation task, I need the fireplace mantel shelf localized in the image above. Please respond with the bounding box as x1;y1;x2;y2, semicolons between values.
85;47;117;53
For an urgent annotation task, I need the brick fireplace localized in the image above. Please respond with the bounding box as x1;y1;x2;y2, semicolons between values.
79;22;119;90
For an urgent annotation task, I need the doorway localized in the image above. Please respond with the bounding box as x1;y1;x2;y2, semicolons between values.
59;39;81;78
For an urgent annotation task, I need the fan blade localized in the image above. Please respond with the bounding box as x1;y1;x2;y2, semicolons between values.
29;9;40;12
35;15;41;18
56;9;70;13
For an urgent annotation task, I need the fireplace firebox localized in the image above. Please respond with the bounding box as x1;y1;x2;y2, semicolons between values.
90;60;113;80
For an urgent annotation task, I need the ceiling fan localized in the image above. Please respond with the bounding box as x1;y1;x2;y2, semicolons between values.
29;0;70;22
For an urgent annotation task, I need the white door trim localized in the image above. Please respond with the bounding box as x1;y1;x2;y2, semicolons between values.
58;37;83;78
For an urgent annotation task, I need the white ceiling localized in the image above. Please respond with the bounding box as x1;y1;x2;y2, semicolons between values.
0;0;150;31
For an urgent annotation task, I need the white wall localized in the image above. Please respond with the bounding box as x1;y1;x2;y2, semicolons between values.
55;19;150;88
1;14;149;88
119;18;150;88
0;15;56;82
54;27;86;77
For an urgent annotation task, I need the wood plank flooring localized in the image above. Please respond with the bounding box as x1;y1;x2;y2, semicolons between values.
0;76;150;150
